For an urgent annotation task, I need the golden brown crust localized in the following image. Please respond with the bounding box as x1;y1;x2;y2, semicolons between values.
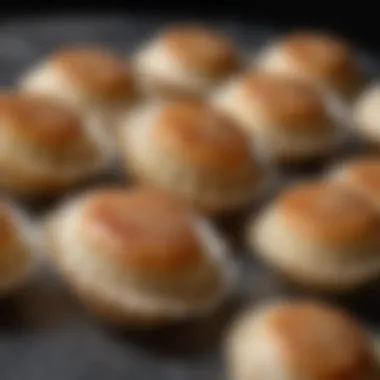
283;32;362;96
79;188;204;276
268;302;375;380
241;72;330;130
154;100;259;175
0;93;83;149
277;182;380;247
52;48;136;102
162;26;239;77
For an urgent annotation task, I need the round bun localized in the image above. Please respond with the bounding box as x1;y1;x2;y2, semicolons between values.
249;181;380;291
227;300;379;380
0;93;111;197
329;156;380;209
352;84;380;148
0;199;37;295
134;25;240;99
119;99;265;214
45;187;236;327
212;72;338;165
19;47;138;126
254;32;363;99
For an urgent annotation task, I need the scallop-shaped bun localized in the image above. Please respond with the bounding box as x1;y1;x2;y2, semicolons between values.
249;181;380;291
134;25;240;99
0;199;37;295
329;156;380;209
119;99;266;214
227;300;379;380
254;31;363;99
0;93;111;197
212;72;339;165
45;188;236;327
352;84;380;148
19;47;138;126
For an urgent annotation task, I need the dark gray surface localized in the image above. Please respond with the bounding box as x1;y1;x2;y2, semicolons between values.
1;14;380;380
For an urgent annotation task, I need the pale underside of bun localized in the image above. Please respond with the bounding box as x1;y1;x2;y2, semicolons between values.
44;195;236;326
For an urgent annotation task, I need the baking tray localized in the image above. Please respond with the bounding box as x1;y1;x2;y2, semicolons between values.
1;13;380;380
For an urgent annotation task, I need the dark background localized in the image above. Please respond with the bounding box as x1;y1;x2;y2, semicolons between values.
1;3;378;49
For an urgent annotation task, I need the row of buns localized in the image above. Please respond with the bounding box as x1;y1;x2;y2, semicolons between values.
2;187;380;378
1;26;380;204
3;155;380;317
2;24;380;379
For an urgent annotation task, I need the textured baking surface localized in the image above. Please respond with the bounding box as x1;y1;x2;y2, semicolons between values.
0;14;380;380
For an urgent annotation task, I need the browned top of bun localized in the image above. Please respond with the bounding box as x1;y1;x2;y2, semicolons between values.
154;100;259;175
268;302;374;380
80;188;204;276
283;32;361;92
277;182;380;246
0;94;83;149
241;73;331;130
162;26;239;77
52;48;136;101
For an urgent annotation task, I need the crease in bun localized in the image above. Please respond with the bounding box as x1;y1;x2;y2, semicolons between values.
119;99;267;214
133;25;240;99
227;300;379;380
249;181;380;291
212;72;339;165
45;188;237;325
0;199;39;294
0;93;112;196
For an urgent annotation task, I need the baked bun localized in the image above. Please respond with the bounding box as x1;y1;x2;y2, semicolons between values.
0;93;111;197
212;72;339;165
19;47;138;127
45;188;236;327
0;199;38;295
352;84;380;148
134;25;240;99
328;156;380;209
254;31;363;99
227;300;379;380
249;181;380;291
119;99;266;214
